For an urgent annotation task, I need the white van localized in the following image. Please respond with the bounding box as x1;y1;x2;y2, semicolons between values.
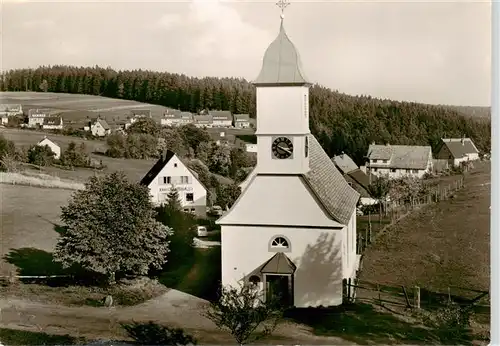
197;226;208;237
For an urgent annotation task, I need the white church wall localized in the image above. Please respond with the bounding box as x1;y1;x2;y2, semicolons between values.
221;225;346;308
255;86;309;135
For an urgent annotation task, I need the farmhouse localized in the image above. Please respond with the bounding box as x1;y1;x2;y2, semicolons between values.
37;136;61;159
366;143;433;179
217;15;360;308
209;110;233;127
140;150;207;217
435;137;480;167
90;118;111;137
234;114;251;128
42;116;64;130
27;108;51;128
161;110;194;127
332;153;377;205
0;104;23;116
193;114;213;128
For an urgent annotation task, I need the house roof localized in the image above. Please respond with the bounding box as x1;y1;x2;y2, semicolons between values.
441;138;479;158
43;117;62;125
345;169;377;198
164;109;183;118
0;104;21;111
234;114;250;121
331;153;358;174
253;19;310;86
95;118;110;130
28;108;51;117
303;135;360;225
37;136;59;147
180;112;194;119
209;110;233;121
367;144;432;170
139;150;208;191
193;114;212;122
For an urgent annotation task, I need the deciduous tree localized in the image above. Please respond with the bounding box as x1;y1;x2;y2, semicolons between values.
27;144;56;167
53;172;172;284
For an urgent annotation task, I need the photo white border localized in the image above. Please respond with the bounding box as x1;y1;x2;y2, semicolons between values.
492;1;499;345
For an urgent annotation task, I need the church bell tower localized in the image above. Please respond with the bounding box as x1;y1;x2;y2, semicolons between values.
253;0;312;175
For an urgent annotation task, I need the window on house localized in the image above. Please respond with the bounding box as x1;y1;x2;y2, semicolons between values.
406;169;411;173
183;208;189;213
391;169;397;173
190;208;195;213
186;193;194;202
270;236;289;249
413;169;419;173
373;159;378;163
181;176;190;184
249;275;261;285
174;163;178;167
373;168;378;172
163;176;171;184
383;160;388;163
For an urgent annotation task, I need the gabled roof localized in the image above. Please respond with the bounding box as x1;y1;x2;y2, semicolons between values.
344;168;377;198
131;109;151;117
367;144;432;170
209;110;233;120
193;114;212;122
180;112;194;119
253;20;310;86
94;118;110;130
234;114;250;121
331;153;358;174
0;104;21;111
441;138;479;158
139;150;207;191
37;136;59;147
303;135;360;225
164;109;183;118
43;117;62;125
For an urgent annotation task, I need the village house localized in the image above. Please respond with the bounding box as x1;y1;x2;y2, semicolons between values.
365;143;433;179
140;150;207;217
193;114;213;128
161;110;194;127
217;15;360;308
27;108;51;128
0;104;23;117
234;114;251;129
37;136;61;159
1;115;8;125
435;137;480;167
42;116;64;130
90;118;111;137
332;153;377;206
209;110;233;127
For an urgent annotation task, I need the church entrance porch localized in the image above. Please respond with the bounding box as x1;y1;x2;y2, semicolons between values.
265;274;293;307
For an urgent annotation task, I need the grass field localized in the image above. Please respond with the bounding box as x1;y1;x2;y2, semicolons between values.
358;161;490;296
0;91;171;128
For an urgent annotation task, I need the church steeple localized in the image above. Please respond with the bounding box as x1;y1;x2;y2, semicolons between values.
253;0;310;86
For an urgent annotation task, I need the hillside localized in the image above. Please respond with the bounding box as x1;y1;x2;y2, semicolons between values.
440;105;491;119
1;65;491;165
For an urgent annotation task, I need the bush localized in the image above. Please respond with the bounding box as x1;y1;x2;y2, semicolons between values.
121;321;197;345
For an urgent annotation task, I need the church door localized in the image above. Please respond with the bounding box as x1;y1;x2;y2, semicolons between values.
265;274;293;307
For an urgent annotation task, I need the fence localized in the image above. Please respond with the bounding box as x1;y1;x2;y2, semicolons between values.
343;278;490;316
357;176;465;254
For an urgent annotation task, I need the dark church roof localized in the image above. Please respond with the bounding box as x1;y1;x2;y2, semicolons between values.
303;135;360;225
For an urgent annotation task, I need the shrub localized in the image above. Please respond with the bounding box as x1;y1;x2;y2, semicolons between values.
121;321;197;345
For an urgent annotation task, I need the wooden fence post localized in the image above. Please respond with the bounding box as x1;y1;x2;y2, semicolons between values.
348;278;351;302
414;286;421;309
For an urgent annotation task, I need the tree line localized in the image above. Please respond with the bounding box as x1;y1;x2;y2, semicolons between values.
1;65;491;165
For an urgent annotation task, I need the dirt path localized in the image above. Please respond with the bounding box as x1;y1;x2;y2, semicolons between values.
0;290;356;345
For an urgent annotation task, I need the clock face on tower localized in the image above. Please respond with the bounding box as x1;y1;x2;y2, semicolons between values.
272;136;294;159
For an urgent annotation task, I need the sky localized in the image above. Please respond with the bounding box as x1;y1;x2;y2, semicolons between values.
0;0;492;106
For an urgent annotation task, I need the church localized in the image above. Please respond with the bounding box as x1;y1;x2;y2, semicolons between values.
216;4;360;308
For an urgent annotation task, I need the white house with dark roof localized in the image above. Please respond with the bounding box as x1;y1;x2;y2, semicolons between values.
140;150;207;217
37;136;61;159
42;116;63;130
193;114;213;128
209;110;233;127
27;108;51;128
0;104;23;116
217;13;360;308
366;143;433;179
161;110;194;127
435;137;480;167
234;114;251;128
90;118;111;137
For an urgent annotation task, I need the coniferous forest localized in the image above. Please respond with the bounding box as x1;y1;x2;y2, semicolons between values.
1;65;491;165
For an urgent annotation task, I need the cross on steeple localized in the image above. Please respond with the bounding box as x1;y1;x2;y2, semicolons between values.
276;0;290;19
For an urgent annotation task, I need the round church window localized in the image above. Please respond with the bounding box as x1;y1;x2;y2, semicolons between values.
271;237;289;249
